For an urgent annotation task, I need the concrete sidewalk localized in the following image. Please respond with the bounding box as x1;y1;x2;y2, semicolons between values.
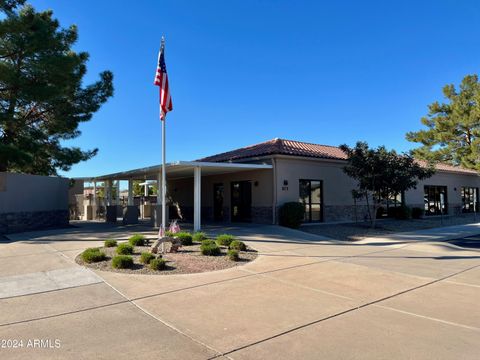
0;222;479;359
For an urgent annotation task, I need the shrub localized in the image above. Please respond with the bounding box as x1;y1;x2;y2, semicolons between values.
229;240;247;251
104;239;117;247
387;206;411;220
150;258;166;271
128;234;146;246
81;248;106;263
411;207;424;219
175;232;193;246
279;202;305;228
200;242;221;256
140;252;155;264
395;206;412;220
116;243;134;255
216;234;235;246
165;230;174;237
201;239;215;246
376;207;386;219
227;249;239;261
192;232;207;242
112;255;133;269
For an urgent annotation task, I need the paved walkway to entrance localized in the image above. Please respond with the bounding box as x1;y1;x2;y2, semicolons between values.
1;222;479;359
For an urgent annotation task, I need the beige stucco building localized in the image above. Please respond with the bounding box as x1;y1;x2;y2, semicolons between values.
74;138;480;229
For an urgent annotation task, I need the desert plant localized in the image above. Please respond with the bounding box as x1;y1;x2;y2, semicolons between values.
201;239;215;246
411;207;424;219
112;255;133;269
216;234;235;246
229;240;247;251
116;243;134;255
279;202;305;228
192;232;207;242
175;232;193;246
81;248;106;263
200;242;221;256
227;249;239;261
104;239;117;247
150;258;166;271
128;234;146;246
140;252;156;264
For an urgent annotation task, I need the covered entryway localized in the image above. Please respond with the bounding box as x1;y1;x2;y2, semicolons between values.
72;161;273;231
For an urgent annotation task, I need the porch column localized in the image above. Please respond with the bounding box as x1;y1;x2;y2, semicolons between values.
127;179;134;206
194;166;201;231
93;181;97;204
116;180;121;205
106;179;113;206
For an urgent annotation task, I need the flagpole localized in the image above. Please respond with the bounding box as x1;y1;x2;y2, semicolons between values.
161;114;166;235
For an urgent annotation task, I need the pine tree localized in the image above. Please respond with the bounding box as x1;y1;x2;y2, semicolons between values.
0;1;113;175
406;74;480;170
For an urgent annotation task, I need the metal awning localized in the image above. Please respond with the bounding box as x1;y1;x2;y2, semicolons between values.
82;161;272;182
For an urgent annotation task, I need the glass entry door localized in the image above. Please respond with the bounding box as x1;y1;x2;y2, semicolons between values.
213;183;224;221
231;181;252;222
299;179;323;222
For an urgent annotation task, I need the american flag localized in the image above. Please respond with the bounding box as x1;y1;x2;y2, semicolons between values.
154;41;173;120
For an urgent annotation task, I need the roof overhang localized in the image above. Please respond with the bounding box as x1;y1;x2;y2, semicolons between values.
78;161;272;182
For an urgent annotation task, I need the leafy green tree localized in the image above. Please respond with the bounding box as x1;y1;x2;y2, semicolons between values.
406;74;480;170
0;2;113;175
340;142;434;228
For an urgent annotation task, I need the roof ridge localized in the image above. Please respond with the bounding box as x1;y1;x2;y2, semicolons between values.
277;138;341;149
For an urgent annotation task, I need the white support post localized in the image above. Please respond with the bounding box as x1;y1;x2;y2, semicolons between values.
128;179;134;206
116;180;121;205
93;181;97;205
107;180;113;206
194;166;201;232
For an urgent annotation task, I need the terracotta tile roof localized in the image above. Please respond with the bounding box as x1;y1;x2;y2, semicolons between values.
198;138;347;162
197;138;479;175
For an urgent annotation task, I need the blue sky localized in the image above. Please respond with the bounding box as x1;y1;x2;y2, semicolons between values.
29;0;480;178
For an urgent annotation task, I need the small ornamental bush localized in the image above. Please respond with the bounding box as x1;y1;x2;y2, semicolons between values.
150;258;166;271
411;207;424;219
279;202;305;229
104;239;117;247
227;249;239;261
165;230;174;237
81;248;106;263
112;255;133;269
175;232;193;246
128;234;146;246
116;243;134;255
200;242;221;256
201;239;215;246
192;232;207;242
229;240;246;251
216;234;235;247
140;252;155;264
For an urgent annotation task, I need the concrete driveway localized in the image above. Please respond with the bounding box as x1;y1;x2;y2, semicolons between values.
0;222;479;359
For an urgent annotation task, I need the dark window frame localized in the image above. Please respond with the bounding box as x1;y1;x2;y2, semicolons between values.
299;179;323;222
424;185;448;216
461;187;479;213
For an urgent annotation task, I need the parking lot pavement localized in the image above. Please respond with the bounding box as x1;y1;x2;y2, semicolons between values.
0;222;479;359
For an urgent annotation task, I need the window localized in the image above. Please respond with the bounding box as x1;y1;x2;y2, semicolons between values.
299;180;323;222
461;187;479;213
424;186;448;216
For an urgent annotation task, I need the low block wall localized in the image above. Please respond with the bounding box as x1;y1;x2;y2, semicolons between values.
0;173;69;234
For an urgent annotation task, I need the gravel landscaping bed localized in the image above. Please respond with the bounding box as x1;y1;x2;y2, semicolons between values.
301;213;480;241
76;242;257;275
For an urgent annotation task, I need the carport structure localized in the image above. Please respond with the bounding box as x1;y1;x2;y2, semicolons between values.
84;161;273;231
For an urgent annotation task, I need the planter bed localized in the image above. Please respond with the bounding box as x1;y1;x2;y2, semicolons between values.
76;242;257;275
